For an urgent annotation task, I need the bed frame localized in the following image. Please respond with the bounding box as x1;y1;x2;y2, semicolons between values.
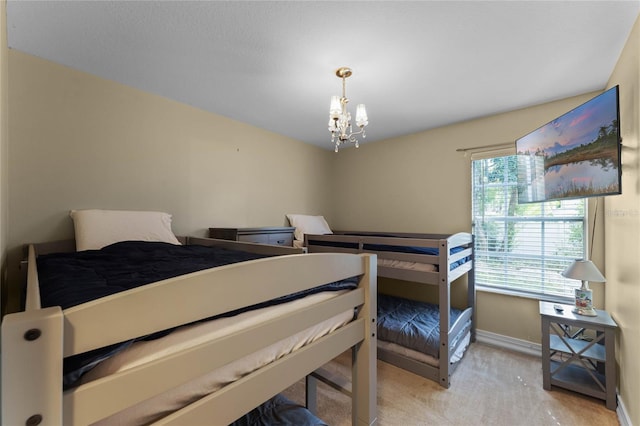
2;237;378;425
305;231;475;388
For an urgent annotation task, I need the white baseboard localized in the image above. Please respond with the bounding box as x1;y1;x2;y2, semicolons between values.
616;394;632;426
475;329;631;426
475;329;541;357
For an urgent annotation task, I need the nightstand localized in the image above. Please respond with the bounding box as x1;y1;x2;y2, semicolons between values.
209;227;295;246
539;301;617;410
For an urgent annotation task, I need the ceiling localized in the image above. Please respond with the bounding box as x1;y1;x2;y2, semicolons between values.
6;1;640;150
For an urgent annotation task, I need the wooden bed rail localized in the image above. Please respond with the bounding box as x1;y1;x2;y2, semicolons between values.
23;237;305;257
158;320;367;425
185;236;304;255
25;244;42;311
331;230;468;240
2;246;377;426
61;252;367;356
65;290;365;424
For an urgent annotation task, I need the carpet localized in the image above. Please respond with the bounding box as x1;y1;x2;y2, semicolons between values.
282;343;619;426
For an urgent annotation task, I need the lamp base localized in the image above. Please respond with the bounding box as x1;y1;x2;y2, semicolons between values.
574;287;597;316
572;307;598;317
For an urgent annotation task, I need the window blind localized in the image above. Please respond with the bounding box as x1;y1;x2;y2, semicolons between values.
472;155;586;299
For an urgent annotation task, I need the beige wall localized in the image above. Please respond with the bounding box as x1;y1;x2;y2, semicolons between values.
0;1;8;317
604;14;640;426
5;50;335;312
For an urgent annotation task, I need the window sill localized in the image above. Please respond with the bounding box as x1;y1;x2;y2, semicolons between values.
477;285;574;305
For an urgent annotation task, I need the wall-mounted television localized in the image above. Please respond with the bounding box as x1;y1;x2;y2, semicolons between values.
516;86;621;203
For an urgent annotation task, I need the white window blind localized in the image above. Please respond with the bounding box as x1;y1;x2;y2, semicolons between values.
472;155;586;299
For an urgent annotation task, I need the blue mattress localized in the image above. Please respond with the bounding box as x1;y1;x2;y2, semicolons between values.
377;294;465;359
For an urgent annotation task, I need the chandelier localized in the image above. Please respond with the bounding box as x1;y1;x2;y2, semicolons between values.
328;67;368;152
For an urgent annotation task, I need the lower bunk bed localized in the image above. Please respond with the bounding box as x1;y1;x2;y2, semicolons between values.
2;236;378;425
231;393;327;425
306;231;475;388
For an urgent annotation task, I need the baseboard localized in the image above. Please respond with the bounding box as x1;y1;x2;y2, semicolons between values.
475;329;541;357
616;393;632;426
475;329;630;426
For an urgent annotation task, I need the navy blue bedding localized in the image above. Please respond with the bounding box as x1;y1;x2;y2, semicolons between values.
36;241;358;388
377;294;465;359
229;394;327;426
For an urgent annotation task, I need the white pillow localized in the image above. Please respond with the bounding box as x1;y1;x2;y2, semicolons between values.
70;209;181;251
286;214;333;241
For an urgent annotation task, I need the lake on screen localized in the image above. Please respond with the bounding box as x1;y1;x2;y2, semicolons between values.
545;159;619;198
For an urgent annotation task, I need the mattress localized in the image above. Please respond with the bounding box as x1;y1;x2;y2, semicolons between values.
377;294;466;359
378;258;437;273
86;290;354;425
378;332;471;366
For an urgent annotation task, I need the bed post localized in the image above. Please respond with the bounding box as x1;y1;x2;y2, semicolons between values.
305;375;318;414
468;234;476;343
2;306;64;426
2;243;64;425
438;239;451;388
352;253;377;426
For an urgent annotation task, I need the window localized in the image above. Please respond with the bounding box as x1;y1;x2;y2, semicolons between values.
472;155;586;299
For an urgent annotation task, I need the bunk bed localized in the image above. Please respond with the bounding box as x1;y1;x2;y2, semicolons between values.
305;231;475;388
2;233;378;425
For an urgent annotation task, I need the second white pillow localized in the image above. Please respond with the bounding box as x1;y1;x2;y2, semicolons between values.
286;214;333;242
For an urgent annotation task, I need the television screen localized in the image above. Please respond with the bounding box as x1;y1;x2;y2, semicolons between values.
516;86;621;203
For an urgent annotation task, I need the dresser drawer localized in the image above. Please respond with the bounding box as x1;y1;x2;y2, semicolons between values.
237;234;269;244
209;227;295;246
268;233;294;246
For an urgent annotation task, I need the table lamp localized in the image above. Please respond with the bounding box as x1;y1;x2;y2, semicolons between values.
561;259;605;316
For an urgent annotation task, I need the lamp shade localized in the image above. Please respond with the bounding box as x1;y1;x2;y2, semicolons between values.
561;259;606;283
329;96;341;118
355;104;368;127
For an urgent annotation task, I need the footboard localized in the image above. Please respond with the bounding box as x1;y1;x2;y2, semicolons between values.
2;249;377;425
449;307;473;362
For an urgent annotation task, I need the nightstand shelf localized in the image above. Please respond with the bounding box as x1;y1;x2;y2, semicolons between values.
539;301;618;410
549;334;606;362
549;361;607;400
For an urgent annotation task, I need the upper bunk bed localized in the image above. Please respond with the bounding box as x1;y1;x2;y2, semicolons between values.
305;231;473;285
1;210;378;425
303;227;475;389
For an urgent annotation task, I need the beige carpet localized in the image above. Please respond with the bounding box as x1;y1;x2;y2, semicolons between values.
282;343;619;426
